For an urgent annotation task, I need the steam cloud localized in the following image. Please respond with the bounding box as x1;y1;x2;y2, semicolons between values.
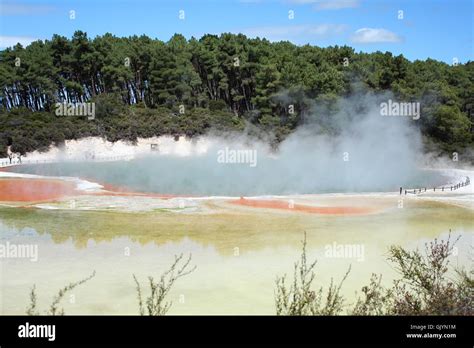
17;92;448;196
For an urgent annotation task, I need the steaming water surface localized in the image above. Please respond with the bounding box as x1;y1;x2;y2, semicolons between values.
10;105;447;195
13;158;448;195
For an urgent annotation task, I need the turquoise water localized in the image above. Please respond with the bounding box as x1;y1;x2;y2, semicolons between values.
14;156;448;196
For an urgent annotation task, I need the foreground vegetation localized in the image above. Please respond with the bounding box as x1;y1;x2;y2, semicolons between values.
133;253;196;315
26;255;196;316
26;271;96;315
25;232;472;316
1;32;473;158
275;232;473;315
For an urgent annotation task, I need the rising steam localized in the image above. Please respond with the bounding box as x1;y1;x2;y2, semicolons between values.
16;92;448;195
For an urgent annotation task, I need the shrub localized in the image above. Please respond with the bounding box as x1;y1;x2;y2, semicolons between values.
133;253;196;315
277;231;473;316
26;271;96;315
275;232;350;315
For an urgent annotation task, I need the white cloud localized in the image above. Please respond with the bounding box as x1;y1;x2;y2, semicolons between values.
287;0;360;10
0;35;38;48
0;3;56;15
240;24;347;41
351;28;402;43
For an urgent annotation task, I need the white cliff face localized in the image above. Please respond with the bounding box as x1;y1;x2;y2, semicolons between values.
1;135;214;165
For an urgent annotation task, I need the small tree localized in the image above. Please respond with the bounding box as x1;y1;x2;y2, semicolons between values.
352;231;473;315
277;231;473;316
26;271;96;315
275;232;350;315
387;233;472;315
352;274;393;315
133;253;196;315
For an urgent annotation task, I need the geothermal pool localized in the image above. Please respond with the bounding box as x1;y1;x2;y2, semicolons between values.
11;156;449;196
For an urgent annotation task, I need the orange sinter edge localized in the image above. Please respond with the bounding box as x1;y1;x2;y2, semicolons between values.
229;197;376;215
0;178;78;202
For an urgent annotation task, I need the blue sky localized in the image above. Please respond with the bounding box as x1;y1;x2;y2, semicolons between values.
0;0;472;63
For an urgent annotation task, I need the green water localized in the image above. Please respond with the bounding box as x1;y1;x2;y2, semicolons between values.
0;198;472;315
